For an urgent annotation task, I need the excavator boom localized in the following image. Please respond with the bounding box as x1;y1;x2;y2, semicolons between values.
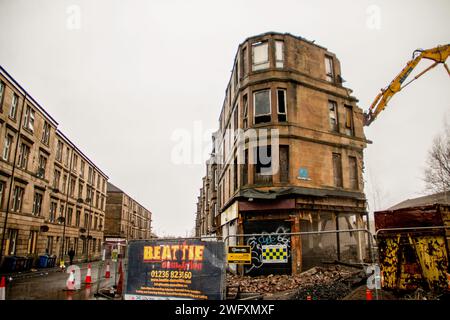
364;44;450;126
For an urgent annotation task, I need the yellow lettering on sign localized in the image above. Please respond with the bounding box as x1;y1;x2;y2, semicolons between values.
144;246;154;260
153;246;161;260
162;245;172;260
195;246;204;261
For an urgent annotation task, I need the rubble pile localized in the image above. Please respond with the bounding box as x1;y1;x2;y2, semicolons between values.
227;265;366;299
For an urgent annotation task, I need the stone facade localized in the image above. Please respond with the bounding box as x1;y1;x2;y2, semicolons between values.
104;182;152;241
0;66;108;266
195;32;371;275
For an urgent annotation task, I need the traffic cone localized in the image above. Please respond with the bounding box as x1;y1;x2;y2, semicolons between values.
105;262;111;278
65;270;76;291
0;276;6;300
366;288;373;301
116;260;124;296
84;264;92;284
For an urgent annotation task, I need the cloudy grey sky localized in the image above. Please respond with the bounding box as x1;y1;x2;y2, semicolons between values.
0;0;449;236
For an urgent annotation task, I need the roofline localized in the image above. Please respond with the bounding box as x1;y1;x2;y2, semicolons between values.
106;181;152;214
56;129;109;179
0;65;59;127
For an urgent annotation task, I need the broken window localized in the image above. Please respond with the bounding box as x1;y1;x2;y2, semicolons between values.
332;153;343;188
252;41;269;71
344;105;354;136
23;105;35;132
280;145;289;183
325;55;334;82
329;100;339;132
242;47;248;76
254;90;271;124
275;40;284;68
254;145;272;184
12;186;24;212
349;156;358;190
243;94;248;129
42;121;50;145
277;89;287;122
10;94;18;119
17;142;30;169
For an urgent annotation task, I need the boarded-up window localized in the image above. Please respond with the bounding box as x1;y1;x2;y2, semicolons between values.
280;145;289;183
349;156;358;190
242;149;248;186
329;101;338;132
275;41;284;68
254;90;271;124
344;105;354;136
252;41;269;71
332;153;343;188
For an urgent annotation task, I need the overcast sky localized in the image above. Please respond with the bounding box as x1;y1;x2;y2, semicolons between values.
0;0;449;237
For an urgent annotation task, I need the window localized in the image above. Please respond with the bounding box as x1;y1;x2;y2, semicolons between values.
242;46;248;77
17;143;30;169
96;192;100;208
5;229;19;255
53;169;61;189
332;153;343;188
32;192;43;216
27;230;38;254
65;237;70;255
74;238;79;255
275;40;284;68
233;157;238;192
23;106;35;131
94;216;98;230
37;154;47;178
102;178;105;192
344;105;354;136
242;94;248;129
41;122;50;145
46;236;54;255
72;154;78;172
349;156;359;190
82;239;86;254
78;182;84;199
49;201;57;222
75;210;81;227
0;181;5;209
69;178;76;197
88;167;93;184
65;147;70;166
252;41;269;71
12;186;24;212
254;145;272;184
325;55;334;82
80;160;85;178
241;149;248;186
277;89;287;122
56;140;63;162
2;134;13;161
62;174;67;194
9;94;18;119
84;212;89;228
67;207;73;226
59;204;65;222
329;101;339;132
0;81;4;111
97;173;100;189
254;90;271;124
280;145;289;183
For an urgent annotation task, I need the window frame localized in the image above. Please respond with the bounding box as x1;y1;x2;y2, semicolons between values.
277;89;287;122
9;93;18;120
251;41;270;71
275;40;284;68
325;55;335;82
328;100;339;133
253;89;272;124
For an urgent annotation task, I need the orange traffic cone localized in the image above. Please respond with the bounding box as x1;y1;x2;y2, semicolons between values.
117;261;124;296
105;262;111;278
0;276;5;300
65;270;76;291
84;264;92;284
366;288;373;301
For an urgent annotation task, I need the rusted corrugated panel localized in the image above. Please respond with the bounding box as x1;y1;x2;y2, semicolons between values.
375;205;444;231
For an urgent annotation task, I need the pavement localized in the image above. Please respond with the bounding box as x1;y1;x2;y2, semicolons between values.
2;260;126;300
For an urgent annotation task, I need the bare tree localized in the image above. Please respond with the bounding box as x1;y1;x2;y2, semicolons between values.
424;122;450;194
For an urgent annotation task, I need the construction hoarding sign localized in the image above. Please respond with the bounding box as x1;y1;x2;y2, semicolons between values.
124;240;225;300
262;244;288;263
227;246;251;264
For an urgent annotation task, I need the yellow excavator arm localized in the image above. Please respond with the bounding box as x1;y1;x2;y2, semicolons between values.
364;44;450;126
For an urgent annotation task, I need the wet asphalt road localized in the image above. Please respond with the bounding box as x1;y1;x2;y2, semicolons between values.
4;261;126;300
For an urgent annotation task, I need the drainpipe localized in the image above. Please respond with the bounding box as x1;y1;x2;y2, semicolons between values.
0;93;27;262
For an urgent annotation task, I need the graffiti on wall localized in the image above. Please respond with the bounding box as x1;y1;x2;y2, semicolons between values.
245;226;291;273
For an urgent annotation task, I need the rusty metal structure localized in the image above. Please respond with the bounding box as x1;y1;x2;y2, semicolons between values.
375;202;450;293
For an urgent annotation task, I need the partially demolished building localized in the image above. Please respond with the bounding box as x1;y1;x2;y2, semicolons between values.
195;32;371;275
